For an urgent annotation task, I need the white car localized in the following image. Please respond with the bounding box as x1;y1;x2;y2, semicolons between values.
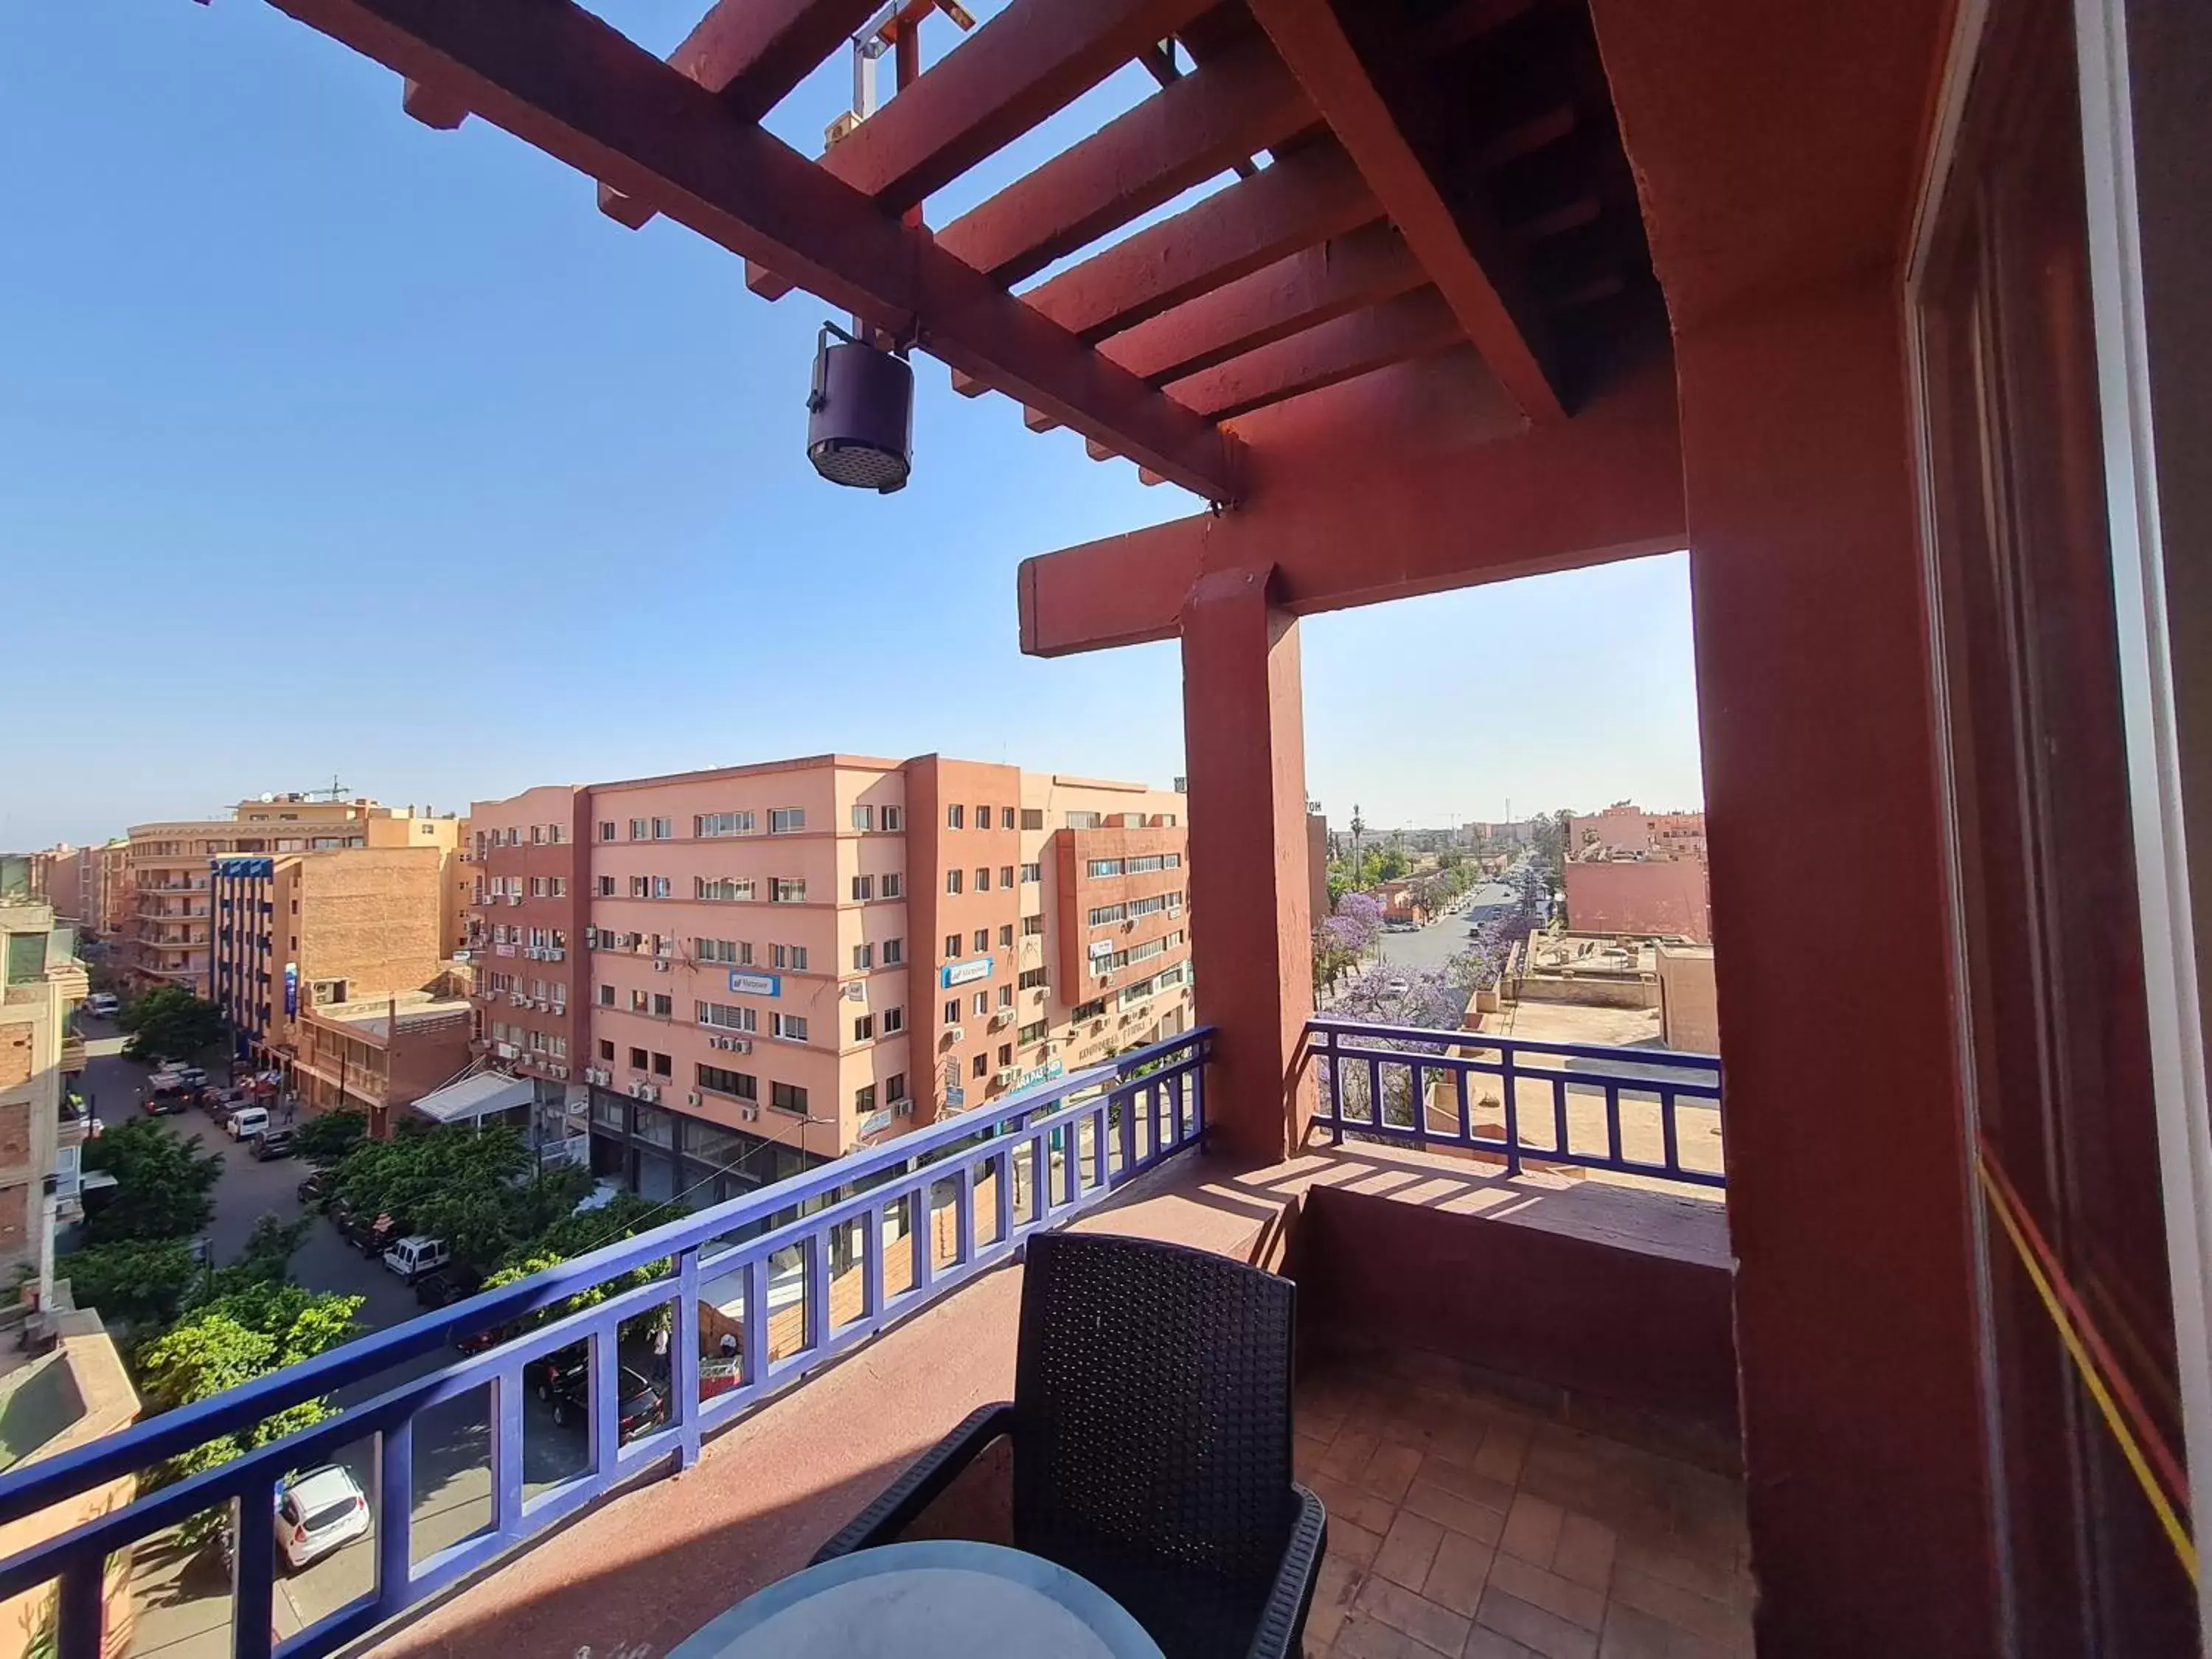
274;1465;369;1572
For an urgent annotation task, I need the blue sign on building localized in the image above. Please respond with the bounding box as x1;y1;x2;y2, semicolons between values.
726;970;782;998
282;962;299;1018
940;956;994;990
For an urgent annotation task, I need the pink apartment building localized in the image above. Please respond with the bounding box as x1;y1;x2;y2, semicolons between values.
464;757;1191;1205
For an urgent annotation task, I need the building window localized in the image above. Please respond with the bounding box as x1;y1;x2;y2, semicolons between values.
1017;1020;1048;1047
597;876;616;897
970;804;987;827
1020;862;1040;884
547;877;566;897
944;933;961;959
945;869;962;894
653;877;672;900
887;1071;907;1103
852;942;874;970
652;1051;672;1077
972;990;989;1018
975;867;990;891
630;877;651;899
943;999;960;1025
1023;914;1044;936
529;824;543;845
771;1013;808;1042
549;824;566;844
854;1015;874;1041
852;874;874;902
971;1054;988;1079
599;821;616;841
696;877;756;902
629;1046;649;1071
599;1039;615;1061
1087;858;1124;879
650;818;673;840
698;811;757;838
882;807;902;831
1000;807;1015;830
599;984;616;1006
698;1063;757;1099
771;943;809;971
947;805;964;829
1066;812;1102;829
998;1043;1013;1067
769;808;806;834
696;937;748;964
653;992;673;1018
1088;904;1125;928
997;984;1014;1009
631;988;650;1012
771;1081;808;1114
1020;810;1043;831
630;819;648;840
998;924;1013;947
1018;967;1048;990
998;865;1015;888
771;878;807;903
851;804;875;831
1074;998;1106;1022
882;873;902;899
883;1006;904;1034
883;938;904;965
973;929;989;953
697;1001;758;1032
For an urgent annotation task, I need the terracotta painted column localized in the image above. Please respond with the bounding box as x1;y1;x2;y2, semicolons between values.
1178;565;1315;1162
1677;282;2000;1656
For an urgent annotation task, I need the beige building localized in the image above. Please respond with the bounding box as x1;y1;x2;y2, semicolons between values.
126;796;462;1000
0;897;90;1297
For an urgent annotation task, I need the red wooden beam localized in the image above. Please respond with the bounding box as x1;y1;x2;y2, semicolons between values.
1021;143;1378;344
599;0;886;229
1162;288;1464;420
1248;0;1565;420
262;0;1238;501
933;35;1313;286
1102;222;1424;383
1018;354;1680;655
746;0;1213;296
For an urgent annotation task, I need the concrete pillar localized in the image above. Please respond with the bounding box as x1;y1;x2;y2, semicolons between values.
1178;566;1315;1162
1678;282;2000;1657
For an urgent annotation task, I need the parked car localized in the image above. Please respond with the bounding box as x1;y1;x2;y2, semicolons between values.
175;1066;209;1089
454;1319;518;1356
254;1129;298;1161
83;992;119;1018
273;1465;369;1573
414;1265;484;1310
226;1106;269;1141
529;1344;588;1400
139;1094;187;1117
546;1362;667;1437
337;1207;397;1256
382;1235;451;1283
297;1171;329;1206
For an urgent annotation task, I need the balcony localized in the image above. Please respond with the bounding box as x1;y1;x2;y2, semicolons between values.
0;1024;1754;1659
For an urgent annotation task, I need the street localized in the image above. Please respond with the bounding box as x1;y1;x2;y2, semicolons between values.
75;1026;607;1658
1368;908;1479;977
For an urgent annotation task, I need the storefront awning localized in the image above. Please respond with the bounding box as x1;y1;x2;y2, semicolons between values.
408;1070;532;1125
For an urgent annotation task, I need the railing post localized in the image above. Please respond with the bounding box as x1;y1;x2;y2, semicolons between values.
1325;1028;1343;1147
863;1203;887;1318
1090;1105;1109;1189
1116;1086;1136;1180
672;1247;702;1470
378;1415;415;1615
235;1482;276;1659
55;1553;102;1659
802;1231;830;1359
494;1368;525;1538
741;1257;769;1390
591;1326;620;1474
953;1164;975;1266
1501;1043;1522;1177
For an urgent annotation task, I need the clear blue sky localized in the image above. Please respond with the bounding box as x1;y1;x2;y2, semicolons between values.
0;2;1703;852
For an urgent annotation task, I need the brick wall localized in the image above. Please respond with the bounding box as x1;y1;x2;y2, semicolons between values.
0;1027;29;1092
0;1101;32;1168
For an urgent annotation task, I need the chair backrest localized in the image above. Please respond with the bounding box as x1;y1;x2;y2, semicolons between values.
1012;1230;1297;1582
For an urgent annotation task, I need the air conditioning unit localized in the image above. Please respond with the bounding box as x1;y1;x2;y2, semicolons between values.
730;1036;752;1054
989;1010;1014;1029
843;981;866;1002
548;947;565;961
890;1097;914;1117
583;1067;609;1085
945;1026;965;1043
995;1066;1020;1086
653;961;671;974
494;1041;518;1059
627;1082;659;1103
509;992;528;1006
686;1091;703;1107
740;1105;759;1123
508;894;524;905
549;1065;568;1080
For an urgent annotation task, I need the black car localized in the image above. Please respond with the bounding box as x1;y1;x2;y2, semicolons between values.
414;1265;484;1309
546;1362;666;1437
297;1171;328;1206
253;1129;297;1161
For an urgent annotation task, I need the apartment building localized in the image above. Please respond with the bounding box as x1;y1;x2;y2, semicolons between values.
129;796;462;1001
0;898;91;1297
459;785;589;1122
1570;801;1708;859
515;754;1193;1206
211;844;459;1071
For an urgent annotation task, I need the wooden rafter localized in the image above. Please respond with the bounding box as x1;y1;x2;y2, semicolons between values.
1161;287;1464;420
263;0;1238;501
934;34;1314;286
1248;0;1565;420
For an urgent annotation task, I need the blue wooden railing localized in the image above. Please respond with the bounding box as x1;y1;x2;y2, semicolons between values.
1305;1017;1724;1188
0;1028;1211;1659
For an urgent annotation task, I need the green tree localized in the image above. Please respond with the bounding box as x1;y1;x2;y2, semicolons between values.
136;1282;364;1537
117;987;224;1064
53;1238;198;1329
485;1192;677;1331
82;1117;224;1245
291;1109;367;1169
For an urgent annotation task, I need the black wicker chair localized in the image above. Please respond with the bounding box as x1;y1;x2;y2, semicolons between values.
812;1231;1327;1659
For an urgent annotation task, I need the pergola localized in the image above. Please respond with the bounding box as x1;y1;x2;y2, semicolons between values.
224;0;2212;1652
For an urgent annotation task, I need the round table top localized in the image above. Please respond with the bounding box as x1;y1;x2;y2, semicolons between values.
665;1539;1166;1659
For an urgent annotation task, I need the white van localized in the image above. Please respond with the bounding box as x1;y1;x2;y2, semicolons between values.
382;1237;451;1282
227;1106;269;1141
83;993;119;1018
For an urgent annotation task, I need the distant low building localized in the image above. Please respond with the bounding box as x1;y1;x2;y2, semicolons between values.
1562;854;1711;942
